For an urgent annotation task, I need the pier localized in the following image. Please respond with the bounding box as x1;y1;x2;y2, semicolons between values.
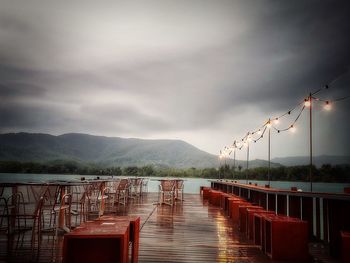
1;181;347;262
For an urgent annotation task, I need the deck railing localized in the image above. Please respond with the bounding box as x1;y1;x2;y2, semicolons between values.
211;180;350;258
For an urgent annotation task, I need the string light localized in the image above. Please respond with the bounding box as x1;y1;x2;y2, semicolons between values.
304;98;311;107
324;101;332;111
219;70;350;156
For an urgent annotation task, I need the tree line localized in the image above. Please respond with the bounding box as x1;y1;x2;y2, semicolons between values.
0;160;349;182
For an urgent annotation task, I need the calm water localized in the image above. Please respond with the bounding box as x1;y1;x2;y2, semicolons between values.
0;173;349;194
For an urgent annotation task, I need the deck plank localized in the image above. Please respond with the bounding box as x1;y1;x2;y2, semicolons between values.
0;193;333;262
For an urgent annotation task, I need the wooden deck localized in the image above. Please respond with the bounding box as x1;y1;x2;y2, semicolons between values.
0;193;336;262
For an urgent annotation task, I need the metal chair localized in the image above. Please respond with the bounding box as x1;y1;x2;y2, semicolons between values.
86;182;108;218
130;178;143;199
115;179;129;206
142;178;149;194
175;180;184;202
0;196;10;253
70;185;88;226
105;180;121;211
158;180;176;206
11;191;45;255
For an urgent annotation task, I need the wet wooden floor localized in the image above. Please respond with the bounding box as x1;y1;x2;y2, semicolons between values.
0;193;336;263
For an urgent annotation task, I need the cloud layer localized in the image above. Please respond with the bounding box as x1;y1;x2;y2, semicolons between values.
1;0;349;158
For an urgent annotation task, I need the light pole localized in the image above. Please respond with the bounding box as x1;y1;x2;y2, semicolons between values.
233;142;236;180
224;155;227;179
246;141;249;184
308;93;313;192
218;154;222;180
267;119;271;187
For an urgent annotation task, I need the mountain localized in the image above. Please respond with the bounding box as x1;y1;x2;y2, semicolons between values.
1;133;346;169
0;132;276;169
272;155;350;167
0;132;225;168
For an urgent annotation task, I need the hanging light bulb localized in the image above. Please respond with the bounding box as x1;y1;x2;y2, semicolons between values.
304;98;311;107
257;129;262;135
274;118;279;124
243;141;248;147
290;125;296;133
324;101;332;111
247;135;252;142
266;119;271;129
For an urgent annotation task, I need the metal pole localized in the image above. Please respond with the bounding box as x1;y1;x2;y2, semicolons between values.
268;119;271;186
218;156;221;180
224;157;226;179
246;143;249;184
233;149;236;180
309;93;313;192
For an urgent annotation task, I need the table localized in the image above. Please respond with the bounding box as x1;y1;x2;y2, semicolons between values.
238;205;262;234
97;216;140;263
62;220;129;263
260;214;309;260
341;231;350;263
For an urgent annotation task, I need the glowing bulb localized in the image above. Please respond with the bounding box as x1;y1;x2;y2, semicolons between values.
257;129;262;135
247;136;252;142
274;118;279;124
324;101;331;111
266;122;271;128
290;125;296;133
304;99;311;107
243;141;248;147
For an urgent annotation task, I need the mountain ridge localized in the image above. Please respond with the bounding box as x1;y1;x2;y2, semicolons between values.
0;132;348;168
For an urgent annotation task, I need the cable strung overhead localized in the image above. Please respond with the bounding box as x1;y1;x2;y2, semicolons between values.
219;70;350;158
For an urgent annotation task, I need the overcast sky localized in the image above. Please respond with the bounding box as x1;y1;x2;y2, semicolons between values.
0;0;349;159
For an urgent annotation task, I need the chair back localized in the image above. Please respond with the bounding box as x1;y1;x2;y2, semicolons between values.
161;180;175;192
43;185;60;208
17;185;48;204
0;197;8;230
106;180;120;193
176;180;184;190
117;179;129;190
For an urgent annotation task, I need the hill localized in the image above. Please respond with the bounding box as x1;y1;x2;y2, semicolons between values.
272;155;350;167
1;133;347;169
0;133;216;168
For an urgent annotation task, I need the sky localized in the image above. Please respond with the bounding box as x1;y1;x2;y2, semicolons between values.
0;0;350;160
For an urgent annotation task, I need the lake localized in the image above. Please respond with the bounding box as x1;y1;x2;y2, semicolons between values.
0;173;349;194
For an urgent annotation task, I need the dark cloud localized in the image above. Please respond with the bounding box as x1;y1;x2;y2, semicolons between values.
0;0;349;157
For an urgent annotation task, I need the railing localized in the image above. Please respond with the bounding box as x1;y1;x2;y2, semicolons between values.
211;180;350;258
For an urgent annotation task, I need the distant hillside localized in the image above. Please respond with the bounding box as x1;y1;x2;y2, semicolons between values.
1;133;346;169
272;155;350;167
0;133;218;168
223;158;281;169
0;133;277;169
